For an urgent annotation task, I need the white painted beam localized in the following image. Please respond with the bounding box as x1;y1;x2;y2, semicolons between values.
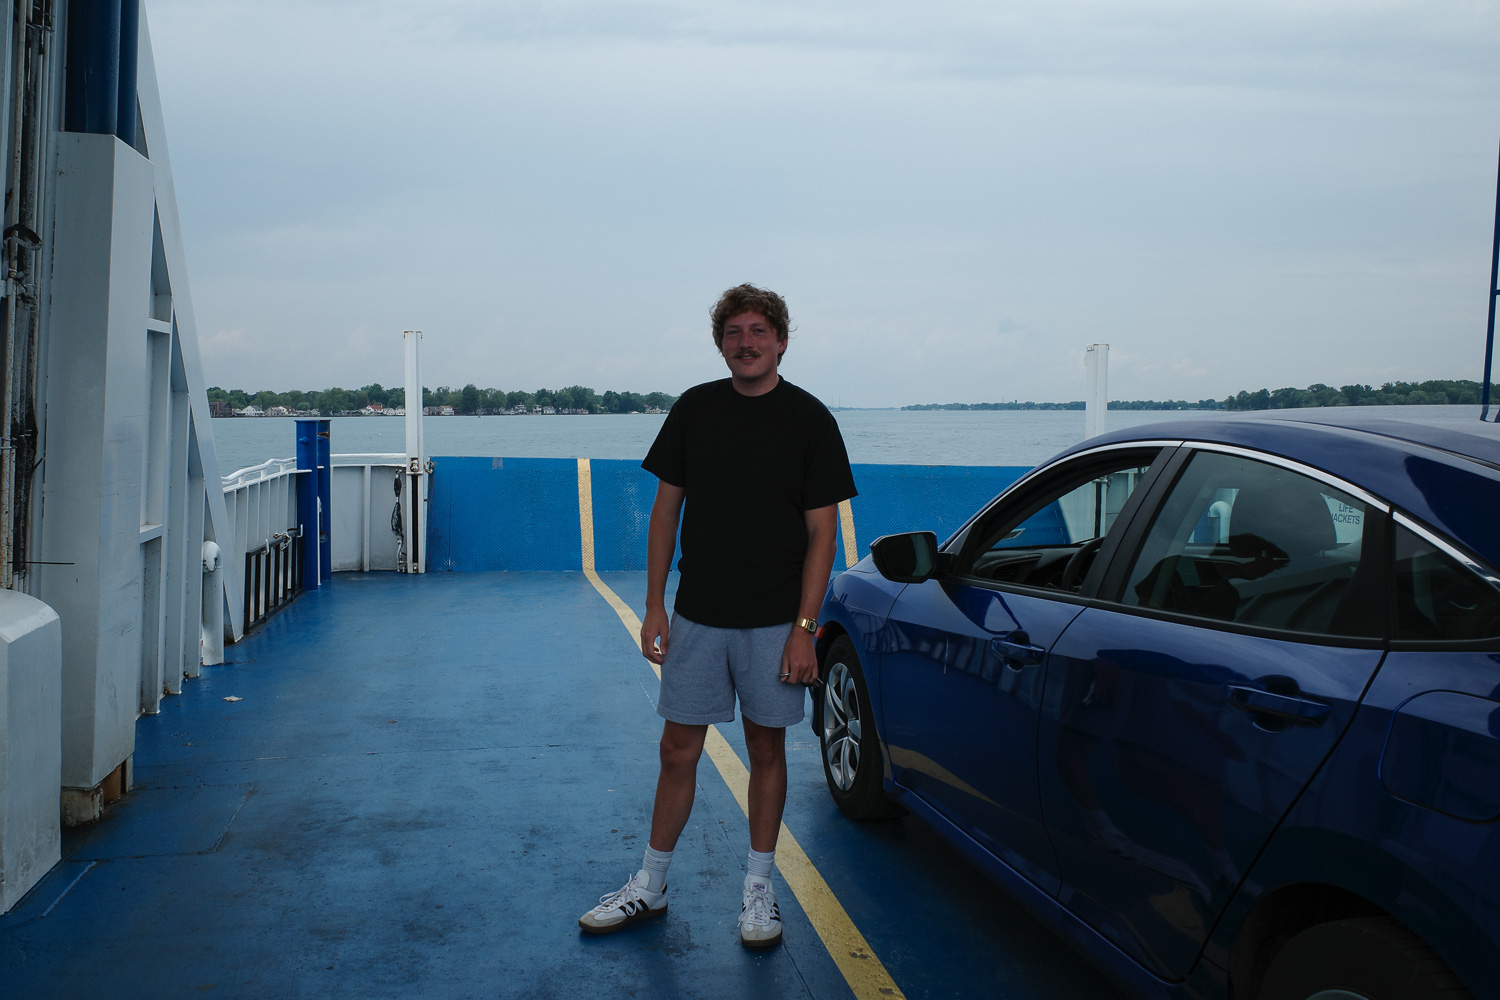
37;133;154;791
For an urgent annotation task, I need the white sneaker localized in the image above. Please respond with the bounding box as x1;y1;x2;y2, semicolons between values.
578;870;667;935
738;876;782;949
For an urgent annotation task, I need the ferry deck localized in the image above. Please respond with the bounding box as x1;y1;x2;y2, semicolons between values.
0;570;1128;1000
0;9;1132;992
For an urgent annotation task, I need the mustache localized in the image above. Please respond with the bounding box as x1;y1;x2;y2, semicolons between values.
733;350;762;359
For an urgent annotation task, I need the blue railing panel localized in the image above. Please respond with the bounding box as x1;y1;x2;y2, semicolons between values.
847;464;1030;554
421;457;1031;573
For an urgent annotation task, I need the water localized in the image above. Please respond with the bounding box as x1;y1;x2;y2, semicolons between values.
207;405;1477;479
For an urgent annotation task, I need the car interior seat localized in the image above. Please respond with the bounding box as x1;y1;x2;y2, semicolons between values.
1227;478;1345;630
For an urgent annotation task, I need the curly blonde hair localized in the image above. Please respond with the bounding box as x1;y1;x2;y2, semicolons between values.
710;284;791;355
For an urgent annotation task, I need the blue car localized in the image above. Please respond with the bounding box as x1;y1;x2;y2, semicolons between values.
813;410;1500;1000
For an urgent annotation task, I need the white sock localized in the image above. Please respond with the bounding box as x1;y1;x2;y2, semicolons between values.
747;848;775;883
641;846;672;893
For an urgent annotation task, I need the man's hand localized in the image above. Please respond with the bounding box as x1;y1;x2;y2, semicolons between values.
781;628;818;685
641;606;670;664
642;482;684;666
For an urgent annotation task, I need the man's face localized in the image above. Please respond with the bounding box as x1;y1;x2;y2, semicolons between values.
720;311;784;385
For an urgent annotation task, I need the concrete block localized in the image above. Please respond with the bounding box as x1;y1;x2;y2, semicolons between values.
60;755;131;827
0;590;62;913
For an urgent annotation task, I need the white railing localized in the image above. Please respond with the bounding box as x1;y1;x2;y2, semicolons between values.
221;456;300;488
213;458;304;665
208;453;406;660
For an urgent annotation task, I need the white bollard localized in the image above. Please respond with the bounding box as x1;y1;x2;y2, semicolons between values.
201;540;224;666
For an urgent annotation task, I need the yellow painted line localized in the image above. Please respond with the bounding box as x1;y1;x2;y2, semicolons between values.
576;458;906;1000
577;459;644;634
838;498;858;568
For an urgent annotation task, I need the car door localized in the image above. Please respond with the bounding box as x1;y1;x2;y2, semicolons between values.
877;446;1165;893
1288;515;1500;993
1038;446;1389;980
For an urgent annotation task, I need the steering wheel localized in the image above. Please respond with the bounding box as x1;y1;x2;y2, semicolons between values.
1059;537;1105;592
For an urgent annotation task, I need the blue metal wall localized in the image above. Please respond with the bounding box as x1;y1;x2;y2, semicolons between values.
845;464;1027;554
423;457;1030;573
427;457;583;572
589;459;659;572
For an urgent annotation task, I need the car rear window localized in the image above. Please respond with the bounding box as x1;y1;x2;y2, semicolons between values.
1393;525;1500;642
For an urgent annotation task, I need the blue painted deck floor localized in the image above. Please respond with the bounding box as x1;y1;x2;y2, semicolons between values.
0;572;1126;1000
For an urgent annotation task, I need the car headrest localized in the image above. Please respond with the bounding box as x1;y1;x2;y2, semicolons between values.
1229;478;1337;559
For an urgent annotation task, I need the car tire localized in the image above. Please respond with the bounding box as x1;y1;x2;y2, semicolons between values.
1256;916;1472;1000
819;636;900;820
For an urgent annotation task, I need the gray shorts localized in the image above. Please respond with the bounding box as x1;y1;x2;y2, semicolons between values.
656;614;807;728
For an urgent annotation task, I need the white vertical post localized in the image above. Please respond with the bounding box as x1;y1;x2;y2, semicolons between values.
401;331;428;573
362;464;372;573
404;330;424;468
1084;343;1109;440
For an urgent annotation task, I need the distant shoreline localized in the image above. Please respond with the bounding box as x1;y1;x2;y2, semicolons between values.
209;410;670;418
211;400;1482;418
209;379;1484;416
904;378;1485;412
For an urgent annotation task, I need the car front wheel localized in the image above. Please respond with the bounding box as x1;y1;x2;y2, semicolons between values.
1256;916;1471;1000
819;636;900;819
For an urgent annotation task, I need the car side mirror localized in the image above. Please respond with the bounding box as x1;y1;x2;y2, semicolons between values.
869;531;940;583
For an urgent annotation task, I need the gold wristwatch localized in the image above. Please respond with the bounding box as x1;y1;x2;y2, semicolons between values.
795;617;817;634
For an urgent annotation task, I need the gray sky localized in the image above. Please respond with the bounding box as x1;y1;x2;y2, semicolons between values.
150;0;1500;408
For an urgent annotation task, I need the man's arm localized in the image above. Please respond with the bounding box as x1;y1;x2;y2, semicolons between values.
641;481;686;664
782;503;839;684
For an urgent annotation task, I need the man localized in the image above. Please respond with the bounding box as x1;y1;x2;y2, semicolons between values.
578;284;856;948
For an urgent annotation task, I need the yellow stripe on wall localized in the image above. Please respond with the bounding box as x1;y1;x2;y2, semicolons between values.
576;459;905;1000
577;457;595;570
838;498;858;568
577;459;643;633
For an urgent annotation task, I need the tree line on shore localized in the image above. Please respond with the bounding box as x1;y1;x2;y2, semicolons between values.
212;377;1484;416
903;379;1485;412
207;383;680;415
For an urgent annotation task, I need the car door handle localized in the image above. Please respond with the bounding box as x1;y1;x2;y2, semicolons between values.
1226;684;1331;728
992;631;1045;667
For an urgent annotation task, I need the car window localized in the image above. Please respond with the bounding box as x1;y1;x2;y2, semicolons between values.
1121;451;1376;636
1393;526;1500;641
960;456;1155;592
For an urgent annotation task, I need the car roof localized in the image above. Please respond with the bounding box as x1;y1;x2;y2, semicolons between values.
1065;409;1500;566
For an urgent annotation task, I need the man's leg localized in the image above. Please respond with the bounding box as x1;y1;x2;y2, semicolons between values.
649;720;709;851
739;716;788;948
579;720;708;934
742;717;787;852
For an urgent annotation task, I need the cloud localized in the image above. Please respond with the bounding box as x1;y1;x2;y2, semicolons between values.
199;327;250;363
147;0;1500;406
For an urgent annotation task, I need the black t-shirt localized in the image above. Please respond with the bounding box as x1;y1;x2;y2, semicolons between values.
642;378;857;628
